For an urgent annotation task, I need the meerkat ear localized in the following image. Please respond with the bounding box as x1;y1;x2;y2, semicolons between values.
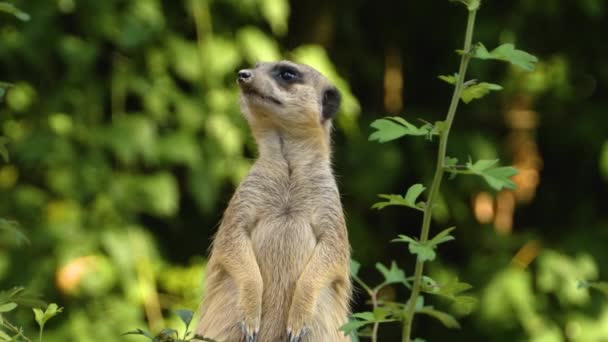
322;87;341;121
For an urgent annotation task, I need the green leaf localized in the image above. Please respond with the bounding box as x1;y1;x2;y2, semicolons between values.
438;74;457;85
393;235;437;262
339;319;370;335
434;278;473;298
352;311;375;321
417;307;461;329
393;229;454;263
452;295;477;315
429;227;456;246
472;43;538;71
0;3;30;21
409;242;436;262
420;276;440;293
426;277;477;315
175;309;194;330
33;303;63;330
405;184;426;207
445;156;459;167
375;261;408;287
369;117;432;143
460;82;503;104
0;302;17;313
122;329;154;340
392;234;417;244
372;184;426;210
482;166;518;190
350;259;361;277
466;159;518;190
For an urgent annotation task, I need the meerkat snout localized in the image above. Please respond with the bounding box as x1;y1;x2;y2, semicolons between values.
237;69;253;83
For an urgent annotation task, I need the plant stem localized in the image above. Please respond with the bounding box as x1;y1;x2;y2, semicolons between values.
400;8;478;342
371;291;379;342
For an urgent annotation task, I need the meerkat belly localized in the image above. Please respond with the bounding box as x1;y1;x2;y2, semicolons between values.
250;214;316;281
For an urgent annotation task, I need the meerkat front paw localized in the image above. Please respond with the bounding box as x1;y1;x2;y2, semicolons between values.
286;307;311;342
237;282;262;342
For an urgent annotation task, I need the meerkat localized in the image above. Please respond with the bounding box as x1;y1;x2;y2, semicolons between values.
194;61;352;342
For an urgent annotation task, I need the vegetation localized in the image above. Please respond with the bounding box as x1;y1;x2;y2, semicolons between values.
0;0;607;341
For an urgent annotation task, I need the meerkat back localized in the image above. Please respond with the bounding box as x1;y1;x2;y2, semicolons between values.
195;61;351;342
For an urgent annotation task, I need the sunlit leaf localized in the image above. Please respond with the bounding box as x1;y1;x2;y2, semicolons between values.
466;159;518;190
372;184;426;210
429;227;456;245
33;303;63;331
339;319;371;335
417;307;461;329
0;302;17;313
0;3;30;21
369;117;433;143
260;0;290;36
375;261;408;287
438;74;458;85
237;26;281;64
409;242;436;262
460;82;502;103
472;43;538;71
393;235;437;262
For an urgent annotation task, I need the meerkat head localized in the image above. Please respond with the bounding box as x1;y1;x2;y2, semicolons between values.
236;61;341;138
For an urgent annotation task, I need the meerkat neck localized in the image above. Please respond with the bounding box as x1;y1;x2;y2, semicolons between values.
255;128;332;171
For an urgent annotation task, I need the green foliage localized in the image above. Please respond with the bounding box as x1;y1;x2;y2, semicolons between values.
472;43;539;71
33;303;63;341
372;184;426;211
350;1;538;341
460;82;503;104
439;75;503;103
444;158;519;190
393;227;456;263
465;159;518;190
0;2;29;21
124;309;216;342
369;117;436;143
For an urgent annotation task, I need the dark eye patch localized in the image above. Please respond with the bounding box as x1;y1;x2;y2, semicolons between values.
273;64;302;84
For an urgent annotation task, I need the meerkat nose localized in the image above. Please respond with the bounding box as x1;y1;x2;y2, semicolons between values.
237;69;252;83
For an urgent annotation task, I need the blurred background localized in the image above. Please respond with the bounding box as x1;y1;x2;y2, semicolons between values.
1;0;607;341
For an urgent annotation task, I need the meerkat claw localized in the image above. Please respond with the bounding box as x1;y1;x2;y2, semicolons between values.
239;322;258;342
286;328;308;342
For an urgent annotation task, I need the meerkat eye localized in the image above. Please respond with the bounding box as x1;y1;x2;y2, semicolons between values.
278;67;298;81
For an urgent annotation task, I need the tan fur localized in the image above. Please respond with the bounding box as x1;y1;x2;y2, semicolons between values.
195;61;351;342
